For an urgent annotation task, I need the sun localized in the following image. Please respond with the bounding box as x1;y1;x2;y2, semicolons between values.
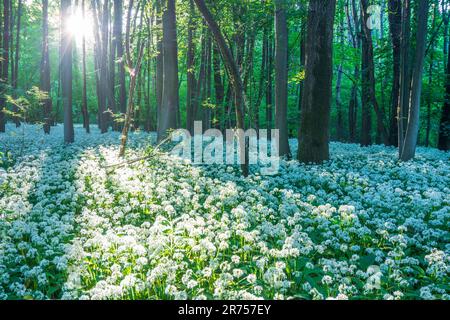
67;9;94;45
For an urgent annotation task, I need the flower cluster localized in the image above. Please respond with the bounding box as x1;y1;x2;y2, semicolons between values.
0;124;449;300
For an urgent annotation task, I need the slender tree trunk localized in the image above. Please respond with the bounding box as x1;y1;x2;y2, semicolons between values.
298;0;336;163
113;0;126;116
398;0;411;153
335;13;344;141
186;0;196;134
360;0;388;146
41;0;52;134
193;0;249;176
155;0;163;135
212;43;224;129
157;0;179;141
0;0;11;133
400;0;429;161
61;0;74;143
81;0;90;133
439;11;450;151
266;33;273;138
274;0;291;157
11;0;21;127
388;0;401;146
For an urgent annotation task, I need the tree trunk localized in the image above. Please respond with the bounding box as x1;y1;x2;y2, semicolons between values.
157;0;179;141
41;0;52;134
212;43;224;129
400;0;429;161
274;0;291;157
61;0;74;143
81;0;90;133
193;0;249;176
439;11;450;151
298;0;336;163
0;0;11;133
11;0;21;127
388;0;401;146
360;0;388;146
186;0;196;134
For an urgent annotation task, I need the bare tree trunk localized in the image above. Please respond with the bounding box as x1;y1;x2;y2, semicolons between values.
335;12;344;141
11;0;21;127
81;0;90;133
360;0;388;146
266;33;273;138
193;0;249;176
41;0;52;134
388;0;401;146
298;0;336;163
157;0;179;141
439;9;450;151
61;0;74;143
0;0;11;133
186;0;196;134
119;0;146;157
213;43;224;129
400;0;429;161
274;0;291;157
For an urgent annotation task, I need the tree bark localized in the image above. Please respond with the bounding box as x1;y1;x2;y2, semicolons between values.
274;0;291;157
0;0;11;133
388;0;401;146
298;0;336;163
157;0;180;141
41;0;52;134
193;0;249;176
400;0;429;161
186;0;196;134
81;0;90;133
61;0;74;143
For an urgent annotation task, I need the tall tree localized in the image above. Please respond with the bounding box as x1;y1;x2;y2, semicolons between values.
157;0;180;141
360;0;388;146
193;0;249;176
114;0;127;116
0;0;11;133
400;0;429;161
186;0;196;134
388;0;401;146
81;0;89;133
41;0;52;134
274;0;291;157
61;0;74;143
298;0;337;163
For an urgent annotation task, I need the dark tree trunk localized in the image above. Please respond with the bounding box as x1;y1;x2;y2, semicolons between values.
61;0;74;143
439;12;450;151
298;0;336;163
360;0;388;146
274;0;291;157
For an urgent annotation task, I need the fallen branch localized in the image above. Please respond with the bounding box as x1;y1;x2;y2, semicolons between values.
105;134;173;170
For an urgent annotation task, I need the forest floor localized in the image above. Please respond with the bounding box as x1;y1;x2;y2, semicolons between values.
0;124;449;300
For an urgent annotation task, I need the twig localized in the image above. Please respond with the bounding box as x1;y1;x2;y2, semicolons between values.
105;133;173;170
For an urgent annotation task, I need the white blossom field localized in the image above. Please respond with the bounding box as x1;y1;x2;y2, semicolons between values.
0;124;449;300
